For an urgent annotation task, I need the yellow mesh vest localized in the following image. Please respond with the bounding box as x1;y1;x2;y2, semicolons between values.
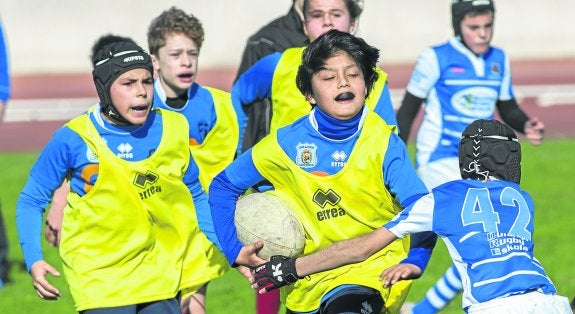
252;112;410;313
182;87;233;298
270;47;389;132
61;109;194;310
189;87;238;191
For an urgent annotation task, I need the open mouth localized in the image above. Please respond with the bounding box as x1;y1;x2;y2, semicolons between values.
131;105;149;112
335;92;355;101
178;73;193;79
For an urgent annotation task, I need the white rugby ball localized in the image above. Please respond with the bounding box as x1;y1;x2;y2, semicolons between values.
235;192;305;259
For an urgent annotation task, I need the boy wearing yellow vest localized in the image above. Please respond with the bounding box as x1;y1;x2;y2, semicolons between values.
16;35;207;314
147;7;237;314
208;30;428;314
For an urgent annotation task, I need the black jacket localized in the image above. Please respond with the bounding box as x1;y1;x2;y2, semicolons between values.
235;7;308;152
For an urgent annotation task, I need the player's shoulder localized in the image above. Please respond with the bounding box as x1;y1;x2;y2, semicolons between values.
200;85;230;97
431;38;452;52
486;45;507;61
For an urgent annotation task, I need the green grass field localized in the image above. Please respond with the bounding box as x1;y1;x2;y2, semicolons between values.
0;139;573;313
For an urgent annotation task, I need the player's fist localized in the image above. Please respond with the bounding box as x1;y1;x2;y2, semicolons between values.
252;255;300;293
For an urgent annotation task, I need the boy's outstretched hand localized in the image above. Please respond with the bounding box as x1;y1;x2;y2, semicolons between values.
380;263;422;288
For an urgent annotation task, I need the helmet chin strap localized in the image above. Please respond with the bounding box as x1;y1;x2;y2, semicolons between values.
101;102;133;125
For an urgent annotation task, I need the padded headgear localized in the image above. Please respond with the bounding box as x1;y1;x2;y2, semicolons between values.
452;0;495;36
92;41;153;124
459;119;521;183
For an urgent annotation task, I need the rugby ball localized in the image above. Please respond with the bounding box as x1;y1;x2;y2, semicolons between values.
235;192;305;259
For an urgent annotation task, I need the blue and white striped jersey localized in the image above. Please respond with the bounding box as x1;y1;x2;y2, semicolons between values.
407;37;515;168
385;179;556;310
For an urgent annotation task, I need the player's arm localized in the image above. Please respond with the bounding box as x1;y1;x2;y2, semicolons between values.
496;99;544;145
396;92;425;143
231;53;281;155
299;227;397;276
235;33;278;81
382;133;428;207
396;47;439;143
252;227;398;294
184;150;226;252
208;148;266;265
44;181;70;247
0;22;9;123
16;128;76;299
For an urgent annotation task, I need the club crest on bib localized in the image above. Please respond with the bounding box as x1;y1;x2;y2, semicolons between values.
295;143;317;168
488;62;502;80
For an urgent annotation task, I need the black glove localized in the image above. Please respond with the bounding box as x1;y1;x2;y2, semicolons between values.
253;255;300;292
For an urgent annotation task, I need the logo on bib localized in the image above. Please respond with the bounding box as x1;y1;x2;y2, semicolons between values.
295;143;317;168
133;170;162;200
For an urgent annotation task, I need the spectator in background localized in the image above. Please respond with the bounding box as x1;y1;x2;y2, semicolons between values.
395;1;545;312
0;19;9;122
234;1;306;312
235;0;307;154
0;17;11;288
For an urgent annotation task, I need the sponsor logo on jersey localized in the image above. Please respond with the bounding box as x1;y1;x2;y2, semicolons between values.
133;170;162;200
450;66;466;74
451;87;498;118
487;232;528;256
490;62;501;75
117;143;134;159
295;143;317;168
312;188;346;221
331;150;347;167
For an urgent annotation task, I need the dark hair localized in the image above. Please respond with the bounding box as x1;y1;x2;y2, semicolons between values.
302;0;363;22
296;29;379;99
452;0;495;36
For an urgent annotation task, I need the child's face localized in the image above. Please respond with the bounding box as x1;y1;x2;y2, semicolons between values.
303;0;355;42
108;68;154;125
152;33;199;98
307;51;366;120
460;11;494;55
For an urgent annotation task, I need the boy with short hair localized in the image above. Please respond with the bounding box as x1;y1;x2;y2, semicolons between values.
210;29;428;314
147;6;237;314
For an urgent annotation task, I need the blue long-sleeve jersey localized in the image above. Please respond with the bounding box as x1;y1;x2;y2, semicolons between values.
0;20;10;102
